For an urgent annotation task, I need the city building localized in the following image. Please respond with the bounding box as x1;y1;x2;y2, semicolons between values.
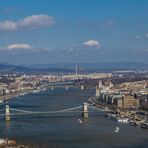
114;95;139;109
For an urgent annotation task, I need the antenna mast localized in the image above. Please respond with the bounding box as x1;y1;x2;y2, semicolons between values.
75;64;78;77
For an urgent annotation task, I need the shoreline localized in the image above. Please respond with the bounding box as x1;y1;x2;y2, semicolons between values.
88;96;148;129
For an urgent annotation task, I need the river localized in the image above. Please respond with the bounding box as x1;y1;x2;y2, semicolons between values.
0;88;147;148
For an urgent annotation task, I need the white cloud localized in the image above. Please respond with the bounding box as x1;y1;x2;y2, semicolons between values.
0;14;55;31
60;40;102;53
0;20;18;31
101;21;114;28
18;15;55;29
133;35;140;40
6;44;33;50
145;33;148;38
83;40;101;48
0;40;101;54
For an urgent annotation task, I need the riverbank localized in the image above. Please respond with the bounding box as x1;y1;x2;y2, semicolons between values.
0;138;28;148
88;96;148;129
0;86;47;102
0;88;148;147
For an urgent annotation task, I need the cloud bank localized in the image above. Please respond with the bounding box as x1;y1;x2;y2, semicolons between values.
0;14;55;31
0;39;101;53
101;21;114;28
145;33;148;38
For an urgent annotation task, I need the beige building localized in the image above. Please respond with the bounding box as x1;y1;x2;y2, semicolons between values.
123;96;139;108
114;95;139;109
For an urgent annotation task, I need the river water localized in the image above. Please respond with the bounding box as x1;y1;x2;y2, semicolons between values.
0;88;147;148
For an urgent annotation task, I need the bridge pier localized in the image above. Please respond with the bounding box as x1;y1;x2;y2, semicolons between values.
51;86;54;91
82;102;88;118
65;86;68;91
81;85;84;90
5;105;10;121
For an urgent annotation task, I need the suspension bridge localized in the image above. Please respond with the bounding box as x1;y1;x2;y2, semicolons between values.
0;102;106;121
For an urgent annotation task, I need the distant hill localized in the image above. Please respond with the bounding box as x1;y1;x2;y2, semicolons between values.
78;62;148;71
0;62;148;73
24;62;148;72
0;63;74;74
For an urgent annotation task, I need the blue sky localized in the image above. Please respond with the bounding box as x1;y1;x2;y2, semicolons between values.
0;0;148;64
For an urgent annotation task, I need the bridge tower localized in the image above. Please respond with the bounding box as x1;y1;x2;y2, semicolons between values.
82;102;88;118
65;86;68;91
81;85;84;90
51;86;54;91
5;104;10;121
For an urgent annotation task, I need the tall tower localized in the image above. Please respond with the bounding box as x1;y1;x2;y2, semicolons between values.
75;64;78;77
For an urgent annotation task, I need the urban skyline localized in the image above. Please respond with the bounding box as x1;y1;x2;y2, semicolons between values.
0;1;148;147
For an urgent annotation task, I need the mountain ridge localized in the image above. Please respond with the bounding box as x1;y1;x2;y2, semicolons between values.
0;62;148;73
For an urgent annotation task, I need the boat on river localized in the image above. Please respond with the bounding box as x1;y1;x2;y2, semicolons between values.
107;113;129;123
117;117;129;123
140;122;148;129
